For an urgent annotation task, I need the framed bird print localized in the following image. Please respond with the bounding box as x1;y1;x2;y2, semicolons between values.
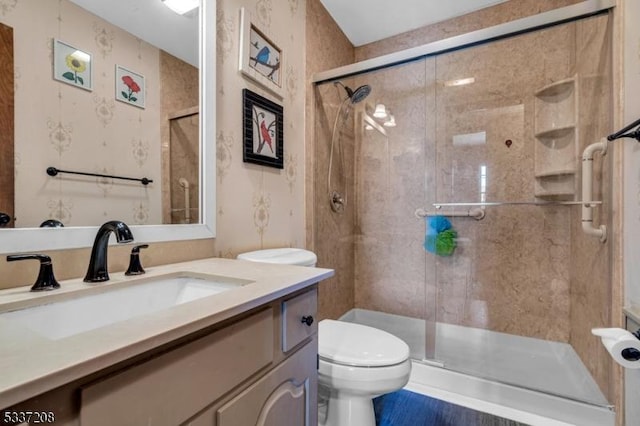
242;89;284;169
239;7;283;99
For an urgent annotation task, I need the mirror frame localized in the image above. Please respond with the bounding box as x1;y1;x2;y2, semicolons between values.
0;0;216;254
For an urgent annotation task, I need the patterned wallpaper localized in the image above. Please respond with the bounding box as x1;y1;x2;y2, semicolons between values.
2;0;168;227
214;0;306;257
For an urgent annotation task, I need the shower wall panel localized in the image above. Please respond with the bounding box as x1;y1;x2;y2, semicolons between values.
314;85;356;320
355;0;584;61
569;13;613;399
306;0;356;321
160;51;198;224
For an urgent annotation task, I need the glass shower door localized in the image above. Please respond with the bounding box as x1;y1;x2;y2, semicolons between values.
429;14;612;406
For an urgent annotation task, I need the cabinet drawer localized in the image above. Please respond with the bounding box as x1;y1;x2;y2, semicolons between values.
282;289;317;352
80;308;274;426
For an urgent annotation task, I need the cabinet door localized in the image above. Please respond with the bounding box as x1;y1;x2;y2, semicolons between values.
215;337;317;426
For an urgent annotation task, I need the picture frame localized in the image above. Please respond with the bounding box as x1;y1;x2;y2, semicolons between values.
243;89;284;169
115;65;145;109
238;7;283;99
53;39;92;91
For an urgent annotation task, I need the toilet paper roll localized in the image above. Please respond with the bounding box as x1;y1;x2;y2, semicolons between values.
592;328;640;369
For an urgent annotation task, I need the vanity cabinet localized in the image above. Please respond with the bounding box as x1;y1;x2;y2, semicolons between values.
3;287;318;426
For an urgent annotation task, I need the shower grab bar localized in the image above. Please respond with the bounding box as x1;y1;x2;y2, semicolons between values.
581;138;608;242
432;201;602;207
415;207;485;220
179;178;191;224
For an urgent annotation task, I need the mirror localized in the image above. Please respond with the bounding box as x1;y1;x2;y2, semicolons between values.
0;0;215;253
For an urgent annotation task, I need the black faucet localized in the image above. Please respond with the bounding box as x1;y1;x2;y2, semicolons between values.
7;254;61;291
84;220;134;283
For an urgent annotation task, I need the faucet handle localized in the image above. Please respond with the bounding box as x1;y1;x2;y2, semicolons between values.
7;254;61;292
125;244;149;276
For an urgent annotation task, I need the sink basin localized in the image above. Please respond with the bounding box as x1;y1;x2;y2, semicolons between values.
0;273;252;340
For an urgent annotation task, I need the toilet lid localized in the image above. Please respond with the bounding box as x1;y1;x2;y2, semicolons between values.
237;248;317;267
319;320;409;367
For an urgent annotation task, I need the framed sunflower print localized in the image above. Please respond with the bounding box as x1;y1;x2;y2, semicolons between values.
115;65;145;109
53;39;92;91
243;89;283;169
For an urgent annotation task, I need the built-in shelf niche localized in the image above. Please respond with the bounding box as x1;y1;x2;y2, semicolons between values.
534;76;578;200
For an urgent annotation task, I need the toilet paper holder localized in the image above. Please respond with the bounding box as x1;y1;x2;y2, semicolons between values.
624;329;640;361
592;327;640;368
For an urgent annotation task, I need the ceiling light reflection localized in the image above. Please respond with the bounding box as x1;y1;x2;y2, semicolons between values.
373;103;388;119
444;77;475;87
162;0;199;15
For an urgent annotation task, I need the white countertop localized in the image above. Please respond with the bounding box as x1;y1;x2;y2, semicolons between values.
0;257;333;409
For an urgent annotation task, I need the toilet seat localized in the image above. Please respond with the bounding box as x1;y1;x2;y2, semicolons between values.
237;248;317;267
319;320;409;367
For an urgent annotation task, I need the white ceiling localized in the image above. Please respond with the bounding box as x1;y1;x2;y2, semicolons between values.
69;0;508;65
319;0;509;47
69;0;199;66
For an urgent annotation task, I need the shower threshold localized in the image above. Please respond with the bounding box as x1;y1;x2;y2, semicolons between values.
339;308;615;426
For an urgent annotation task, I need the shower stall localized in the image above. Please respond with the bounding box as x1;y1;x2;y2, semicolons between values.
313;2;615;421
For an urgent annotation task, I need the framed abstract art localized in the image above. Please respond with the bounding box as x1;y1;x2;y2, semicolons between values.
242;89;283;169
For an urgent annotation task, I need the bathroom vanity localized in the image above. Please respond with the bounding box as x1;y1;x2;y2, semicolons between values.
0;258;332;425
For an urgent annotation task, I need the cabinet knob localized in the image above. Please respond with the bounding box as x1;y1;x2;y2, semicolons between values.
301;315;314;326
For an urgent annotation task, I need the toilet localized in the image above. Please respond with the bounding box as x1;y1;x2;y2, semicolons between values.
236;248;411;426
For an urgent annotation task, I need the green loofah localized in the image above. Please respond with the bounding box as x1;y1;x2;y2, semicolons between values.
435;229;457;256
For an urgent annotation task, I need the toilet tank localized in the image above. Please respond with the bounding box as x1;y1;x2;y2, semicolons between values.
236;248;317;267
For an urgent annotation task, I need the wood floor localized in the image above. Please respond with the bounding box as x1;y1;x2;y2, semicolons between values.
374;389;529;426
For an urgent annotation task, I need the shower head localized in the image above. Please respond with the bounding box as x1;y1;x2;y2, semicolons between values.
334;81;371;104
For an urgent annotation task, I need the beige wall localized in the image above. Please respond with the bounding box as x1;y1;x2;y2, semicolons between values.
214;0;306;255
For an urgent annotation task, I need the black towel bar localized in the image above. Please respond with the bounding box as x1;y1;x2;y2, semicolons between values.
607;117;640;142
46;167;153;186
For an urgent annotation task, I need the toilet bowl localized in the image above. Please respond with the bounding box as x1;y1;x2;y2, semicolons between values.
318;319;410;426
236;248;411;426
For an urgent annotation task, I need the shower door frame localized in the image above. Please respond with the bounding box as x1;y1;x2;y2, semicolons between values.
312;0;615;85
